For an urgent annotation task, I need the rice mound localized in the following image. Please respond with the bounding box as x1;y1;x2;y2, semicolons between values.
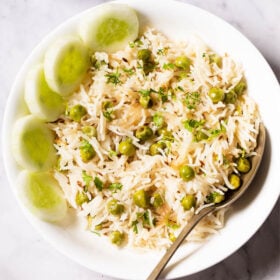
50;28;260;249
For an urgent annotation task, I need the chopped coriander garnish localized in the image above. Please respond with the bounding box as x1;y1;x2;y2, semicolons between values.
90;230;101;236
157;87;168;102
93;59;107;70
163;63;175;70
103;110;114;121
82;171;93;189
94;176;103;191
131;220;138;233
109;183;123;192
137;211;155;228
129;39;143;48
123;67;135;76
153;113;164;128
105;69;122;85
183;119;205;132
184;92;201;109
208;124;226;139
109;150;118;158
139;88;168;102
157;47;169;55
136;61;143;70
157;49;164;55
142;211;151;227
138;88;153;97
176;86;184;92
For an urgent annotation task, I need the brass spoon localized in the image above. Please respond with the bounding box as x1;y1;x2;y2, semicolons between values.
147;123;266;280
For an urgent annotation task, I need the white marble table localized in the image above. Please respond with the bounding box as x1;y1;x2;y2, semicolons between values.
0;0;279;279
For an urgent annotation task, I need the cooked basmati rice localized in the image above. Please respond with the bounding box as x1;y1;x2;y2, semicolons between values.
49;28;260;249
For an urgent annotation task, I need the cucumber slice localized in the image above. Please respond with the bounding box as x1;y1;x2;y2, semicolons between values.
44;37;90;96
12;115;57;171
25;65;65;122
18;171;67;222
79;3;139;53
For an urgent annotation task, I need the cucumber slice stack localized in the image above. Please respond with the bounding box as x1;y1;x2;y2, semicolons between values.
12;3;140;223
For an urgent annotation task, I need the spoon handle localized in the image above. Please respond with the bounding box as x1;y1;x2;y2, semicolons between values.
147;205;216;280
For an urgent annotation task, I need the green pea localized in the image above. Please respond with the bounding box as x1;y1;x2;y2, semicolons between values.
102;101;113;110
139;95;153;108
152;192;164;208
69;104;87;122
153;113;165;128
110;230;124;246
234;81;246;96
194;130;208;142
133;189;150;208
137;49;152;61
157;128;174;142
212;192;225;203
208;87;225;104
82;126;97;137
179;165;195;182
135;126;153;142
119;139;136;156
178;71;188;80
169;232;176;242
209;54;222;68
229;173;242;189
175;56;191;71
79;140;96;162
181;194;196;211
102;101;114;121
75;191;89;206
236;157;251;173
224;90;237;104
149;141;166;156
143;61;155;75
107;199;125;216
94;222;104;231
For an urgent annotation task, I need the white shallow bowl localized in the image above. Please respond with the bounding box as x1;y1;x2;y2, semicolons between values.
2;0;280;279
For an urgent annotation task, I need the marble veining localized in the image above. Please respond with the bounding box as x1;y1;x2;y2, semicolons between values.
0;0;279;279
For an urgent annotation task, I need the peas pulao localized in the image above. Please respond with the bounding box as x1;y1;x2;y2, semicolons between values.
50;28;261;249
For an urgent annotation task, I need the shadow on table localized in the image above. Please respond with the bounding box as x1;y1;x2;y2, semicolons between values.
164;131;279;280
174;127;279;279
175;199;279;280
267;59;280;84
